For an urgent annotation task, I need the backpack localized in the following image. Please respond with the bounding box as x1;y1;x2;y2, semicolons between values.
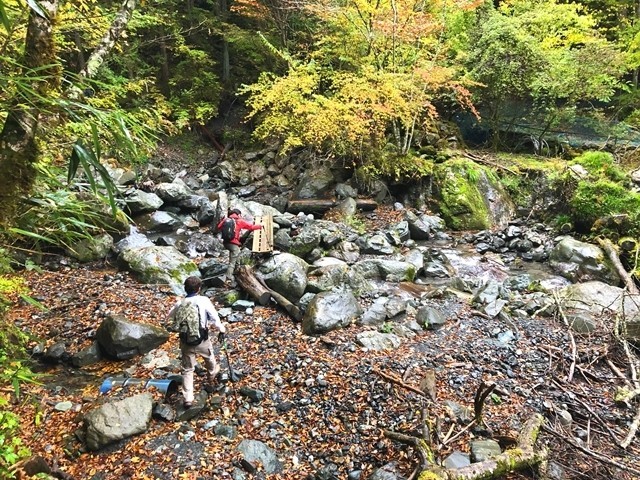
221;217;236;243
176;300;208;346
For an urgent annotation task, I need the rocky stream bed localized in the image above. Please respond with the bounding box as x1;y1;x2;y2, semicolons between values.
7;145;640;480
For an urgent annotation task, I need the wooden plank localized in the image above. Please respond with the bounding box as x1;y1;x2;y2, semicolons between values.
252;215;273;252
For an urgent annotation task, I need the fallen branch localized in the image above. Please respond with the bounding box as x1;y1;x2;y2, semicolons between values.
386;414;547;480
553;291;577;382
374;368;426;398
542;423;640;477
462;152;519;176
473;381;496;426
597;237;640;295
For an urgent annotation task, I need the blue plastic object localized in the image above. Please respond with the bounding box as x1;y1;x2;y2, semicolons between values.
99;377;178;396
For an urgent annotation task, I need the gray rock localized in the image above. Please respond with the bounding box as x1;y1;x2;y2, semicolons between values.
307;264;350;293
125;190;163;214
558;281;640;318
443;451;471;469
136;211;183;233
351;259;416;282
369;461;404;480
359;233;394;255
567;312;597;333
72;341;103;367
292;166;335;200
113;228;154;254
328;241;360;264
83;393;153;450
360;298;388;326
415;306;446;329
68;233;114;262
549;236;620;285
155;182;193;203
118;246;199;294
236;439;282;474
470;439;501;462
355;331;402;350
302;288;362;335
259;253;309;303
336;183;358;199
42;341;67;363
95;314;169;360
405;211;431;240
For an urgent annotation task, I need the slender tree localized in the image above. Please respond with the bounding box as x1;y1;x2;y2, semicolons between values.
0;0;59;225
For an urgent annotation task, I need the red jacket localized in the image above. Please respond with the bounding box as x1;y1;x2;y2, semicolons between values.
217;213;261;246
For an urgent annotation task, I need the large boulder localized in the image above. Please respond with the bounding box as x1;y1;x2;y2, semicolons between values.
549;236;620;285
67;233;113;262
351;259;416;282
154;181;193;203
118;246;199;294
124;190;163;214
557;281;640;318
302;288;362;335
307;264;350;293
292;165;335;200
433;159;515;230
258;253;309;303
83;393;153;450
95;314;170;360
135;211;183;233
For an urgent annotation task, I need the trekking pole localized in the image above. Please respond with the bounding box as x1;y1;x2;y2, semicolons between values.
221;339;240;382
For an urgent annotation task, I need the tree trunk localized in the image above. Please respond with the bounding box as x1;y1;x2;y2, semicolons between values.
79;0;137;78
235;266;271;306
0;0;60;226
287;198;378;214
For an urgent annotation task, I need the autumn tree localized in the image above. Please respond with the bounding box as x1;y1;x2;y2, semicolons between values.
243;0;481;181
460;0;626;149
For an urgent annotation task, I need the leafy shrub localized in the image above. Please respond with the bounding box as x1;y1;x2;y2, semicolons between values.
571;151;627;183
0;277;38;478
570;179;640;230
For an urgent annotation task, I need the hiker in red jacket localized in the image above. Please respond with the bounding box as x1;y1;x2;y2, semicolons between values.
217;208;262;285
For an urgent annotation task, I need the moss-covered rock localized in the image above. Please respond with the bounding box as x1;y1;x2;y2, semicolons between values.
433;159;515;230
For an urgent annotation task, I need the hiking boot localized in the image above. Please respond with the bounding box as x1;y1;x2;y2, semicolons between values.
183;401;192;409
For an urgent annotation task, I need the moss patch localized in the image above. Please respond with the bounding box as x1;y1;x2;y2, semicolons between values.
433;159;494;230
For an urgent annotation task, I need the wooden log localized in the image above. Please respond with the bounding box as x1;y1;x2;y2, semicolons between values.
251;269;303;321
286;198;377;214
597;237;640;295
235;266;271;306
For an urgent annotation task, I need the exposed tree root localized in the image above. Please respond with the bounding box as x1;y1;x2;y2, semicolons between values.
385;414;546;480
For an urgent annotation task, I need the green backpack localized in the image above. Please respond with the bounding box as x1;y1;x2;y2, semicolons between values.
176;300;208;346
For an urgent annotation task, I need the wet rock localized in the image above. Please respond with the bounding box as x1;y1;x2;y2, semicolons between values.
42;341;67;364
549;236;620;285
239;387;265;402
302;288;362;335
259;253;309;303
369;461;403;480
